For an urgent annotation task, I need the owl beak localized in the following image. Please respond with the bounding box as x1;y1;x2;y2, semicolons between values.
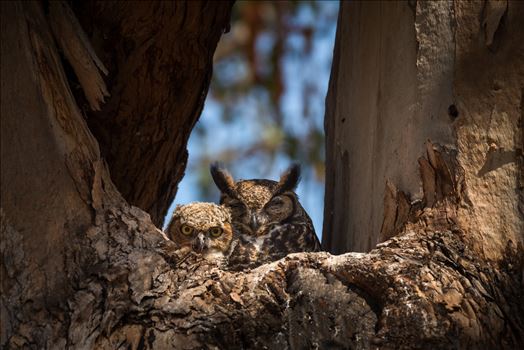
192;232;208;253
249;215;259;232
250;213;268;232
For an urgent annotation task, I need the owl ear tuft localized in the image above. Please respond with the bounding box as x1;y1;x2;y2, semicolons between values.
275;163;301;195
210;163;238;200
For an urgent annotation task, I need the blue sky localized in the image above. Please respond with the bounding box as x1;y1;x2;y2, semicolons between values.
163;1;339;241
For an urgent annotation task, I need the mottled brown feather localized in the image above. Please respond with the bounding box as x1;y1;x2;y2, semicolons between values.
210;163;321;267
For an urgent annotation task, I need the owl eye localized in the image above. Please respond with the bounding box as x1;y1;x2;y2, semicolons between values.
180;224;194;235
209;227;223;237
229;200;245;210
268;196;284;208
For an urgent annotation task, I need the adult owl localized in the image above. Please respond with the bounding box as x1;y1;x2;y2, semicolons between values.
210;163;321;258
166;202;234;264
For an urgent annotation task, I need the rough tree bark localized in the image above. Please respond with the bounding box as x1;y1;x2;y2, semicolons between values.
322;0;523;256
71;1;234;227
1;1;523;350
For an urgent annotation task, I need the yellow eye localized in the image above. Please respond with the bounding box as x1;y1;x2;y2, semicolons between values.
180;224;193;235
209;227;223;237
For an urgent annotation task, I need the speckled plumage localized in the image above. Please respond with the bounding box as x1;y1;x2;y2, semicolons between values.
170;203;231;229
210;163;321;262
165;201;305;270
166;202;234;264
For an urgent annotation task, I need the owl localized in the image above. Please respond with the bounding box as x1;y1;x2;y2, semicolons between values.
165;202;274;270
166;202;234;264
210;163;321;260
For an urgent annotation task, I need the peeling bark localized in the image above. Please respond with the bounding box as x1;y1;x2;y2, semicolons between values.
1;1;523;349
49;1;109;111
323;1;523;258
71;1;233;227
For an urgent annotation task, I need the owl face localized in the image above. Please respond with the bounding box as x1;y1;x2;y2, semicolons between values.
210;164;301;236
166;202;233;256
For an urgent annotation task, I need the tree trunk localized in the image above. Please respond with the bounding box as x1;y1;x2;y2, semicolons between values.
323;0;523;257
1;1;523;349
71;1;233;227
